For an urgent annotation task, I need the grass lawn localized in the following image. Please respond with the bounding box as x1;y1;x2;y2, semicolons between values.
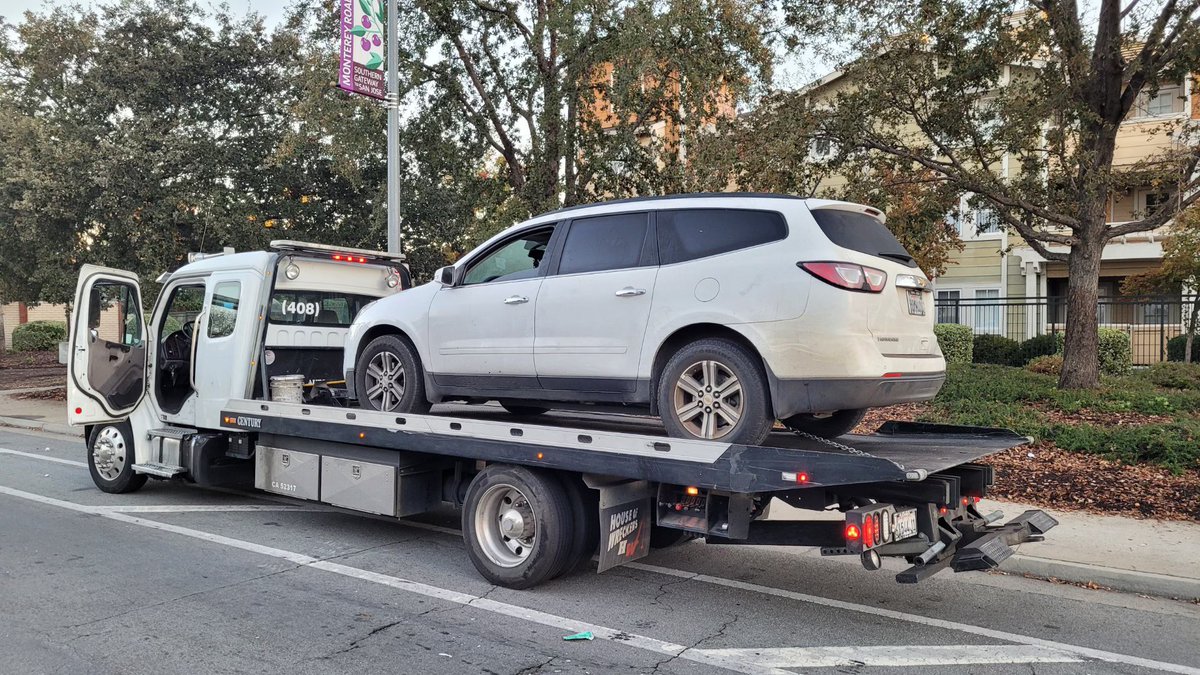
916;363;1200;473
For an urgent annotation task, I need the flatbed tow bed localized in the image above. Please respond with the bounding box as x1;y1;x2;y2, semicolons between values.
217;398;1058;586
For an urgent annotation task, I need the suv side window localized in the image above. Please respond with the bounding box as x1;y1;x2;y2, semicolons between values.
462;226;555;285
657;209;787;265
557;212;649;275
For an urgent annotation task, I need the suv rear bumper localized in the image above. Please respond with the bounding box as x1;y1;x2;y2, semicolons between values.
768;372;945;418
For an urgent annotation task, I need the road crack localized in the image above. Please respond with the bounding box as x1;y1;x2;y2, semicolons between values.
649;612;741;675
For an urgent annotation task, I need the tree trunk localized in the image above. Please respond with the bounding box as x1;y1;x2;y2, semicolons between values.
1058;235;1103;388
1186;292;1199;364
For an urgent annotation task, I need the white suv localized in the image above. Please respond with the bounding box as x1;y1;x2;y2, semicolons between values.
344;194;945;445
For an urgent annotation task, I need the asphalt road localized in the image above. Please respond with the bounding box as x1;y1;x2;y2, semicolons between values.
2;427;1199;675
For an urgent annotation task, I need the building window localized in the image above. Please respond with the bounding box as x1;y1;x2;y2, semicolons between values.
1134;82;1185;118
936;290;961;324
973;289;1002;335
1143;191;1171;216
974;208;1000;235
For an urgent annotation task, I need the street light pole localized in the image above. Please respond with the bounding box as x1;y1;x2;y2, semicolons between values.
386;0;401;255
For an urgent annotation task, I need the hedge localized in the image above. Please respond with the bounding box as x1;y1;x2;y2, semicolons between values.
1017;333;1063;365
1097;327;1133;377
1167;335;1194;362
1145;362;1200;391
11;320;67;352
972;334;1020;366
933;323;973;364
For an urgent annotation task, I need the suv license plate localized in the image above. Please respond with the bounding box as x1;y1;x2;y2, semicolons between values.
893;509;918;541
906;289;925;316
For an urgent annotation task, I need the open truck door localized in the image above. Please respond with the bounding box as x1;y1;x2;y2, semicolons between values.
68;265;148;423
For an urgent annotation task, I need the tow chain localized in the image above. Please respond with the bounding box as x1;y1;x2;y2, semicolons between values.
788;427;904;470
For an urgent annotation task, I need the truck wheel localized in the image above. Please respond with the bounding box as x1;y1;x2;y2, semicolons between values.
355;334;431;414
657;338;773;445
88;422;147;494
500;402;550;417
782;409;867;439
462;465;573;589
553;474;599;578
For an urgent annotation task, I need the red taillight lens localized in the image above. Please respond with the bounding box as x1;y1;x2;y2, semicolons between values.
799;261;887;293
845;524;861;541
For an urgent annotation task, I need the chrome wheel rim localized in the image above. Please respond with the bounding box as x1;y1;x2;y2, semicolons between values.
475;484;536;568
364;350;405;411
93;426;127;481
672;360;744;440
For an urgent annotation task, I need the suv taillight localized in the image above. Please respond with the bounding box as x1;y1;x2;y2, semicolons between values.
799;261;887;293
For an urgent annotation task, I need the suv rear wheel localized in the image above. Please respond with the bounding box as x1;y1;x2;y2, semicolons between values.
657;338;773;445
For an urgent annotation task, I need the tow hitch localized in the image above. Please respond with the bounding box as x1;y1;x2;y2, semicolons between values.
894;508;1059;583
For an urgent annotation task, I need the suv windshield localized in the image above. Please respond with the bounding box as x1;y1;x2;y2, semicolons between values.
269;291;378;327
810;209;917;267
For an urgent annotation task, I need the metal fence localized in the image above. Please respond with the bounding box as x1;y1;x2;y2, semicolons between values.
933;295;1198;366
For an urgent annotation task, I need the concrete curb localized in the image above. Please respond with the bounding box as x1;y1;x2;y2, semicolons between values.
0;416;80;437
1000;554;1200;601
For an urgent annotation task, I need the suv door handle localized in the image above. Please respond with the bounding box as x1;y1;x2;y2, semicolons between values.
615;287;646;297
503;295;529;305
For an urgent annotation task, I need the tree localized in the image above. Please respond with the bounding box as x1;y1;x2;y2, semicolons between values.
394;0;776;224
1123;206;1200;362
779;0;1200;388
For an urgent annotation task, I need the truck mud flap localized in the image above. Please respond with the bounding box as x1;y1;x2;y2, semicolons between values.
897;509;1059;583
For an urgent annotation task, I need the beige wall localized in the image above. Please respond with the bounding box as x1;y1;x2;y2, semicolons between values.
2;302;71;351
937;240;1003;283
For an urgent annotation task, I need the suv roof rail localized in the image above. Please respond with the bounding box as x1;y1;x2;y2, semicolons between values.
269;240;406;262
536;191;812;218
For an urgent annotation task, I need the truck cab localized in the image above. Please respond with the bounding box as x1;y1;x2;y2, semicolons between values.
67;241;408;491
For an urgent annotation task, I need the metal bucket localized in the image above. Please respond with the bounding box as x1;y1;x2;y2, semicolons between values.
270;374;305;403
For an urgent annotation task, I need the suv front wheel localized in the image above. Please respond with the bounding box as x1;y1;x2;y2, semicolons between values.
355;334;431;414
657;338;773;445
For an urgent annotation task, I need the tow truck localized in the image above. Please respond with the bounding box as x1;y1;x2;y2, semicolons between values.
67;242;1057;589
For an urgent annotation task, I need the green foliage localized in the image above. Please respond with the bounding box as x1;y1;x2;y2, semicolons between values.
1167;335;1192;363
925;364;1200;472
972;334;1019;366
1026;354;1063;376
1144;362;1200;391
1097;327;1133;377
1018;333;1064;365
933;323;973;364
11;320;66;351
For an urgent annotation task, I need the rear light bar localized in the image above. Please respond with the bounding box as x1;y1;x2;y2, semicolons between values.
332;254;369;263
844;504;918;553
799;261;887;293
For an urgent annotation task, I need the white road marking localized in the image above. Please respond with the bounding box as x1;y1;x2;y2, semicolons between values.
0;485;787;675
0;447;87;467
4;447;1198;673
693;645;1081;668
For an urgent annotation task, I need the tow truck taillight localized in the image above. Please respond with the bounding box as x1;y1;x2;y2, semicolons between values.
799;261;888;293
845;504;918;553
332;254;369;263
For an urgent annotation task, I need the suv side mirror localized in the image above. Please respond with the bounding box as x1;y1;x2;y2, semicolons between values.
435;265;456;286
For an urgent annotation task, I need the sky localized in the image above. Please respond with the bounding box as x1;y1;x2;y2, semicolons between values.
0;0;289;26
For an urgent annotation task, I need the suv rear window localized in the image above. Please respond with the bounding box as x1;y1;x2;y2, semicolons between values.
657;209;787;265
809;209;917;267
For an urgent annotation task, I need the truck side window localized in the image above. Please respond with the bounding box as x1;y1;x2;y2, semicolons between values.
208;281;241;339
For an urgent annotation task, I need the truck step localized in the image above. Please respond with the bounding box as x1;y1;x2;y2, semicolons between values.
132;462;187;478
147;427;197;440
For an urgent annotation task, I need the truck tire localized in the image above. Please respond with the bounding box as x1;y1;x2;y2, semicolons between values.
462;464;574;589
657;338;773;445
87;421;147;494
355;334;431;414
782;408;867;439
553;474;599;578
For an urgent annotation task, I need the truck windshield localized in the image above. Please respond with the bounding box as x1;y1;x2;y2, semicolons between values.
269;291;378;327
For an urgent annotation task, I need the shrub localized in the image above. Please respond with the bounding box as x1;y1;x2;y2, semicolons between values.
1145;362;1200;391
1097;327;1133;377
1167;335;1194;362
972;334;1020;366
1017;333;1064;365
11;320;67;352
1026;354;1063;376
934;323;973;364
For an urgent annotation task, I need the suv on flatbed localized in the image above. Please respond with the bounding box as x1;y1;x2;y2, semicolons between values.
345;193;945;445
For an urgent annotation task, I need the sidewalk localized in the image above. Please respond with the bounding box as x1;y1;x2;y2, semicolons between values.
0;387;77;436
2;390;1196;601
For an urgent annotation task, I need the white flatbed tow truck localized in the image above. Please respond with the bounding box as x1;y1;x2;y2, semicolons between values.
67;241;1057;589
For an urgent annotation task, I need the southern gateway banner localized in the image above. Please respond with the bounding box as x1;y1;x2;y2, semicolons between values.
338;0;386;100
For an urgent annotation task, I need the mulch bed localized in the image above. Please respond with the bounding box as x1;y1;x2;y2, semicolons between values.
12;386;66;401
853;403;1200;522
0;350;66;390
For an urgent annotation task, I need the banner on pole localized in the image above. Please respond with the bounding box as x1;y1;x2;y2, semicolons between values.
338;0;387;100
